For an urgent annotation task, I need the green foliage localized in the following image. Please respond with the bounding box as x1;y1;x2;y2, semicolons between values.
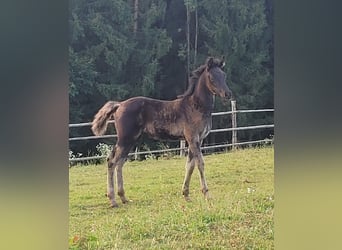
200;0;273;109
95;143;113;157
69;147;274;249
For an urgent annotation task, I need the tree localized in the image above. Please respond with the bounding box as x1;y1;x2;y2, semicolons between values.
69;0;172;153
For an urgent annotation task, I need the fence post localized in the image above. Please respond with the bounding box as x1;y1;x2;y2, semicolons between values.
231;100;237;150
180;140;186;157
134;147;138;160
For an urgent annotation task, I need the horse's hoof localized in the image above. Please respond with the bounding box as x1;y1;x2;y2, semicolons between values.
184;196;192;202
109;202;119;208
204;192;212;201
121;199;131;204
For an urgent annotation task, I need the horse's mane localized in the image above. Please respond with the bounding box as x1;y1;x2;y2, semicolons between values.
177;58;224;99
177;64;206;98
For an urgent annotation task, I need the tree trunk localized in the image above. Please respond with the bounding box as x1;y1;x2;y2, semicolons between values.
194;0;198;66
186;2;191;82
133;0;139;34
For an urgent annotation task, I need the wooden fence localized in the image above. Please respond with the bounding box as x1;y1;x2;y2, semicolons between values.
69;101;274;163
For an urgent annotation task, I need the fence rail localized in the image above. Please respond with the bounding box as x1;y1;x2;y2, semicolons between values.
69;101;274;162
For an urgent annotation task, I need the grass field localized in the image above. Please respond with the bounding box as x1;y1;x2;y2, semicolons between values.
69;146;274;249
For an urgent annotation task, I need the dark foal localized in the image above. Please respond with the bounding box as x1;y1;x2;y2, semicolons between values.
92;57;232;207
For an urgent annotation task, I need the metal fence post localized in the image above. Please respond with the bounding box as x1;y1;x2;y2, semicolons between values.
231;100;237;150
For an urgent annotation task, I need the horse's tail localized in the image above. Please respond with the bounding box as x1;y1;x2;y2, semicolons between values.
91;101;120;136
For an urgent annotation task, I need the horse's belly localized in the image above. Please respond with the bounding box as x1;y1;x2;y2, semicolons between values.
143;122;182;140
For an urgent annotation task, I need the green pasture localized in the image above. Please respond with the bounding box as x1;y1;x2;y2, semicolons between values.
69;147;274;249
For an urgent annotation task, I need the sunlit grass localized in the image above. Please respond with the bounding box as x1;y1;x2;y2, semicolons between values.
69;146;274;249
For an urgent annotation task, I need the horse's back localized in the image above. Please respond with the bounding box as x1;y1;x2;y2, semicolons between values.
122;96;177;106
119;96;182;116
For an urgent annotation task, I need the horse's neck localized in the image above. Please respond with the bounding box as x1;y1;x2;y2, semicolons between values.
191;74;214;113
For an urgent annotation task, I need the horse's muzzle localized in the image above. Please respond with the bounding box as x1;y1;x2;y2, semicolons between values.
223;90;233;100
217;88;232;100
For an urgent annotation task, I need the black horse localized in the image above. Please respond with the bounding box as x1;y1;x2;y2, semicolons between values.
92;57;232;207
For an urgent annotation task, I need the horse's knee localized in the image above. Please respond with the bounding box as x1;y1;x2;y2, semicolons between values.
107;160;114;169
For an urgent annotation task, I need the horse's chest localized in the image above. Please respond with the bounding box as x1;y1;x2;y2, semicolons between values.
200;119;212;139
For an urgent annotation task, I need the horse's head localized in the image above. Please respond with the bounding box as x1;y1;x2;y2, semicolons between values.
205;57;233;99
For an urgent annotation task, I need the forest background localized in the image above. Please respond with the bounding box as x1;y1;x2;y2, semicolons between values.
69;0;273;156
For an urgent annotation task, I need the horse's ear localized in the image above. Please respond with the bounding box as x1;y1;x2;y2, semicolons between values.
207;57;214;70
220;56;225;69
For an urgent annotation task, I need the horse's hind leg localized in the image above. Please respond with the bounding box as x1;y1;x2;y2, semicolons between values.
107;145;130;207
182;150;195;201
107;147;118;207
115;146;130;204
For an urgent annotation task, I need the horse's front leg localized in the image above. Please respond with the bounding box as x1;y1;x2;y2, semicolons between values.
116;161;129;204
182;150;195;201
112;145;131;205
187;139;210;200
196;152;210;199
